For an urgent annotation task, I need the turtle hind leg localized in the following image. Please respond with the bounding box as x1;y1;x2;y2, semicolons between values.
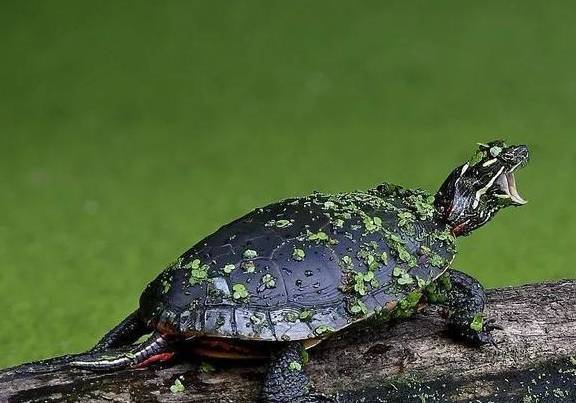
442;269;501;346
260;342;334;403
71;332;173;371
89;309;149;353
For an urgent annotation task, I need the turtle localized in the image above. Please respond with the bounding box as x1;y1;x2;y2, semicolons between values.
71;140;529;402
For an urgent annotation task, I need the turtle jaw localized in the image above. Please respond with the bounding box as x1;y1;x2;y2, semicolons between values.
495;166;527;206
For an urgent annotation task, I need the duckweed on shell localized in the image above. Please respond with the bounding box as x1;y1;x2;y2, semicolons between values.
232;284;249;300
140;179;459;345
298;309;314;321
189;261;209;285
243;249;258;259
314;324;335;336
261;273;276;289
307;231;329;242
241;261;256;273
292;248;306;261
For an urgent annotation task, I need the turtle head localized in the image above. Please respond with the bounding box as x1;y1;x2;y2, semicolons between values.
435;140;529;237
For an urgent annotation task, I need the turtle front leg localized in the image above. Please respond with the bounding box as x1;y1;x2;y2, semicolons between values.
260;342;333;403
442;269;501;346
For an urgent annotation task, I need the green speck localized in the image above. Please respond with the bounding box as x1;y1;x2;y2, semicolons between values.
348;299;368;316
490;145;503;157
352;272;367;295
323;201;336;209
394;291;423;318
261;273;276;288
341;255;354;269
393;267;406;277
387;232;404;245
222;264;235;274
275;219;292;228
308;231;329;242
469;149;487;166
397;247;417;267
570;356;576;366
298;309;314;321
300;348;309;365
354;281;366;296
241;261;256;273
199;361;215;373
380;252;388;265
161;279;171;294
288;361;302;371
429;253;445;268
184;258;201;269
283;311;299;322
333;218;345;228
397;211;414;227
438;272;452;290
416;277;428;288
434;229;455;244
393;267;413;285
358;248;378;271
232;283;249;300
409;194;436;220
292;248;306;261
470;313;484;332
250;312;265;325
314;324;335;336
363;216;382;232
189;261;210;285
170;377;185;394
397;274;414;285
243;249;258;259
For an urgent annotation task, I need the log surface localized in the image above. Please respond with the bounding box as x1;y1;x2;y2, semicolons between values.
1;280;575;403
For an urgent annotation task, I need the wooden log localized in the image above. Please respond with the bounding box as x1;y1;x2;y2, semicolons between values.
1;280;575;402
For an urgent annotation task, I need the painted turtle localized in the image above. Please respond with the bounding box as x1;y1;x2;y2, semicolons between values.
72;141;529;402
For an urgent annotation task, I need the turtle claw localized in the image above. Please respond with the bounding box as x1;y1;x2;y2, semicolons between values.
449;316;502;348
474;329;498;348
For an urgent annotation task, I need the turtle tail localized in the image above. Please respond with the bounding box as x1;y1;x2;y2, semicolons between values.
89;309;149;353
70;332;172;371
7;311;154;375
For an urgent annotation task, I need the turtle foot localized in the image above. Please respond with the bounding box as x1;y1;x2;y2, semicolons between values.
451;317;503;348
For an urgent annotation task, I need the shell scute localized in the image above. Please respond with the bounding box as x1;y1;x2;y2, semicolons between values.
203;307;235;337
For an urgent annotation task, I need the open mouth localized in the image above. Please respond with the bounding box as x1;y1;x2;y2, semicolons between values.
495;170;527;205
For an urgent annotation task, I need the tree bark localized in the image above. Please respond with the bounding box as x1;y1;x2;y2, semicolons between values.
1;280;575;403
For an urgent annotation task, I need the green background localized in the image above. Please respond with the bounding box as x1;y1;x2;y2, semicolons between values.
1;1;574;369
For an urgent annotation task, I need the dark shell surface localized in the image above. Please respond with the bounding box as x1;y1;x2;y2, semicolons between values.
139;184;456;342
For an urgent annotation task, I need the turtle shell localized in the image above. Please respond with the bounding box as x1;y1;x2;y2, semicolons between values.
139;184;456;342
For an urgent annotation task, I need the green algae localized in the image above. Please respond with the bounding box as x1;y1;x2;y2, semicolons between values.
232;283;249;300
470;313;484;332
292;248;306;261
